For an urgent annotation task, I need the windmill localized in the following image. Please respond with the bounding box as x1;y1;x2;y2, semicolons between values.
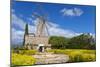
32;4;51;37
24;4;52;51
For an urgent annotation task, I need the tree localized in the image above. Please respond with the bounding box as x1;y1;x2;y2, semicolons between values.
49;36;69;49
23;23;28;46
68;33;96;49
25;23;29;35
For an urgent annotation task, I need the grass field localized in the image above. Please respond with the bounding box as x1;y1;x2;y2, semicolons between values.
11;49;96;66
11;50;37;66
47;49;96;62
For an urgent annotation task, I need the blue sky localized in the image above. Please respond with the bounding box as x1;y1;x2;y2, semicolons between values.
11;1;96;45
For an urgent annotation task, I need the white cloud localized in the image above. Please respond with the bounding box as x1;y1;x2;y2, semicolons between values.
11;13;26;30
11;28;24;45
28;17;33;22
89;33;96;38
60;8;83;16
74;8;83;16
28;25;36;33
47;23;82;38
47;21;59;28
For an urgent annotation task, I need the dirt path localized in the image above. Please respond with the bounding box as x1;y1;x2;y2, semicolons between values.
33;52;69;64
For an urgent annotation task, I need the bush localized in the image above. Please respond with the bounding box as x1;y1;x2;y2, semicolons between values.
12;50;37;55
68;51;96;62
82;54;96;62
47;49;67;54
67;51;82;62
19;50;37;55
73;55;83;62
11;53;36;66
49;36;69;49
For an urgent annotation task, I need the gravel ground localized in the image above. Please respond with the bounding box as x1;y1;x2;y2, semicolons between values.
33;53;69;64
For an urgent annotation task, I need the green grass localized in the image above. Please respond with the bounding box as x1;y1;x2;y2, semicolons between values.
11;53;36;66
12;49;37;55
47;49;96;62
11;49;96;65
11;49;37;66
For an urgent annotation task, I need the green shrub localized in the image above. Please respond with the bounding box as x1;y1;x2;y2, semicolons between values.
12;50;37;55
67;51;82;62
82;54;96;61
47;49;67;54
19;50;37;55
73;55;83;62
12;53;36;66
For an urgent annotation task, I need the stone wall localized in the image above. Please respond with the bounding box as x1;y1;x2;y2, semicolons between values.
24;35;51;50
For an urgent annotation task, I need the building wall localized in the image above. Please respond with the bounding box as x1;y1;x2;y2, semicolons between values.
24;35;51;50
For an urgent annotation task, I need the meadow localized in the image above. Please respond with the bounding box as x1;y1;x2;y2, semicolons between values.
11;49;96;66
47;49;96;62
11;50;36;66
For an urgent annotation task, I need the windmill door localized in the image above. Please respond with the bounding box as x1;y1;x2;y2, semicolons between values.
38;44;44;52
39;46;43;52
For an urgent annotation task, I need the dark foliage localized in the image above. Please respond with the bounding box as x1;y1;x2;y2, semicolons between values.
49;34;96;50
23;23;29;46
